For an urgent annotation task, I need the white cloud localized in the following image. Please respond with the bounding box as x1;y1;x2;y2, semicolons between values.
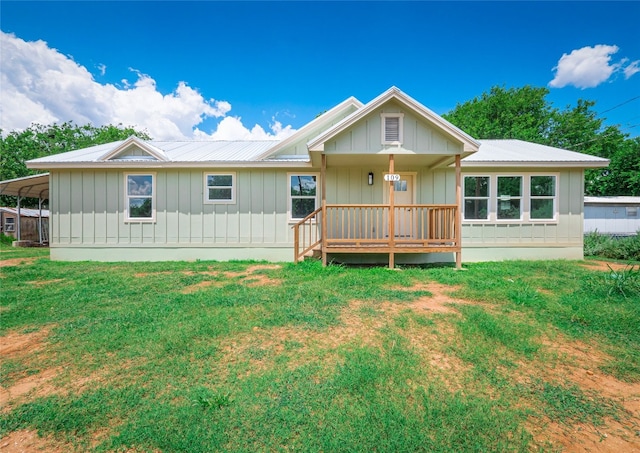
624;60;640;79
549;44;639;89
0;32;296;140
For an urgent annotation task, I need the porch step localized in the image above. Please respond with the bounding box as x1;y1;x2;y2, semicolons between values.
303;248;322;260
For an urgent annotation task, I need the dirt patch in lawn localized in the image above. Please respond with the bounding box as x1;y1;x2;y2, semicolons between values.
388;281;479;314
181;280;218;294
580;260;637;272
0;326;52;358
0;257;37;268
180;264;282;293
0;367;61;408
0;327;60;410
0;429;70;453
26;278;65;286
525;336;640;452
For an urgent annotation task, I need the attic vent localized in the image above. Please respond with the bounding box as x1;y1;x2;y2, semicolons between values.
381;113;404;144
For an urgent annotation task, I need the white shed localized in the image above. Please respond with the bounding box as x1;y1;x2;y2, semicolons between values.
584;197;640;236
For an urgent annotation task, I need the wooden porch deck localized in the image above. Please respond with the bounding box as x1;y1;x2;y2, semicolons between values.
293;204;460;268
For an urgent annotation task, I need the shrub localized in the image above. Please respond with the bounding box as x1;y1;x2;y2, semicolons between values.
584;231;640;261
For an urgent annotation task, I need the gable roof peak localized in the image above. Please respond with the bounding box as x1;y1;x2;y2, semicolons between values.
308;87;480;153
98;136;169;162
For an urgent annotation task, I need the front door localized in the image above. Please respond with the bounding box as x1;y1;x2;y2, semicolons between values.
384;173;415;238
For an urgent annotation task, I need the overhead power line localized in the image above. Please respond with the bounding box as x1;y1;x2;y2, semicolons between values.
600;95;640;114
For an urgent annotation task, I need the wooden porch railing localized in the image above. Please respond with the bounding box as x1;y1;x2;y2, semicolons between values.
293;207;322;263
293;204;459;263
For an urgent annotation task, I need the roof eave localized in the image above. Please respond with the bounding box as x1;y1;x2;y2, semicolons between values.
255;96;364;160
27;160;313;170
460;160;610;168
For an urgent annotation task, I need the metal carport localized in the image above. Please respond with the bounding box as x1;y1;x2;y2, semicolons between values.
0;173;50;244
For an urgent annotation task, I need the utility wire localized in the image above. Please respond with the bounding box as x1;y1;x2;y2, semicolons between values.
599;95;640;114
570;123;640;149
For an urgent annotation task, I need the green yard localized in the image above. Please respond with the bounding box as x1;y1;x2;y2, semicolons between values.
1;245;638;452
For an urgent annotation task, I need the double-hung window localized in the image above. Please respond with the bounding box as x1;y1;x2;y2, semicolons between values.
530;175;556;220
205;173;235;203
497;176;522;220
289;173;318;220
125;173;155;222
463;176;490;220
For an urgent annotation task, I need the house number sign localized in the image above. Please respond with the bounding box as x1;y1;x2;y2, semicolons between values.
384;174;401;182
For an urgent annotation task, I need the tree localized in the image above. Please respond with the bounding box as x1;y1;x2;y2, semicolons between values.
443;85;555;142
443;85;638;196
0;122;151;207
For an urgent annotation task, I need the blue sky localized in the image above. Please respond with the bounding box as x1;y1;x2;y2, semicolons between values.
1;1;639;140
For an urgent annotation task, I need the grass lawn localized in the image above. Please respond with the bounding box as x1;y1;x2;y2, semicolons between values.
1;244;639;452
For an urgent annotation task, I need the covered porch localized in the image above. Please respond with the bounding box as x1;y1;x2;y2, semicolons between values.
293;153;463;269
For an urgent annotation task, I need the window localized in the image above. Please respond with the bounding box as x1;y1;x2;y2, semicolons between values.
4;217;15;232
289;174;318;220
530;175;556;220
205;173;235;203
381;113;404;144
462;173;558;223
497;176;522;220
463;176;490;220
125;173;155;222
627;207;638;217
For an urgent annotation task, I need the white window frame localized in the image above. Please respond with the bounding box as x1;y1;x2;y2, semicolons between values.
381;113;404;145
204;172;236;204
462;173;559;223
496;175;523;222
529;174;558;222
463;175;491;222
288;172;319;222
124;172;156;223
4;217;15;232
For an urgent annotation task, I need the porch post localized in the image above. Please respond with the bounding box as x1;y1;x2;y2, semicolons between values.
38;198;43;245
388;154;395;269
455;154;462;269
16;195;22;242
321;153;328;266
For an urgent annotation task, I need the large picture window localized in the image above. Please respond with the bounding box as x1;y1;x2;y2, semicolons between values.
463;176;490;220
289;174;318;220
205;173;235;203
125;173;155;222
497;176;522;220
462;173;558;223
530;175;556;220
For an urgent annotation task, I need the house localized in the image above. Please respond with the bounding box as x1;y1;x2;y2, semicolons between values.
25;87;609;267
584;196;640;236
0;207;49;244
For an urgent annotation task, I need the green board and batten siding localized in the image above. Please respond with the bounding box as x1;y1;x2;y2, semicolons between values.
324;103;463;155
461;168;585;261
49;169;295;261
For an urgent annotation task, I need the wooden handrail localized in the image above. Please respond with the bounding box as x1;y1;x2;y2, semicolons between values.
293;204;460;264
292;207;322;263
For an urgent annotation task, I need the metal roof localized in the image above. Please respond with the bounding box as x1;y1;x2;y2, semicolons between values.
0;173;50;198
464;140;610;168
0;207;50;217
28;140;280;165
584;196;640;205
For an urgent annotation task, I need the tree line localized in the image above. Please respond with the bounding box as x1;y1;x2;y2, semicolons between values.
1;85;638;208
442;85;639;197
